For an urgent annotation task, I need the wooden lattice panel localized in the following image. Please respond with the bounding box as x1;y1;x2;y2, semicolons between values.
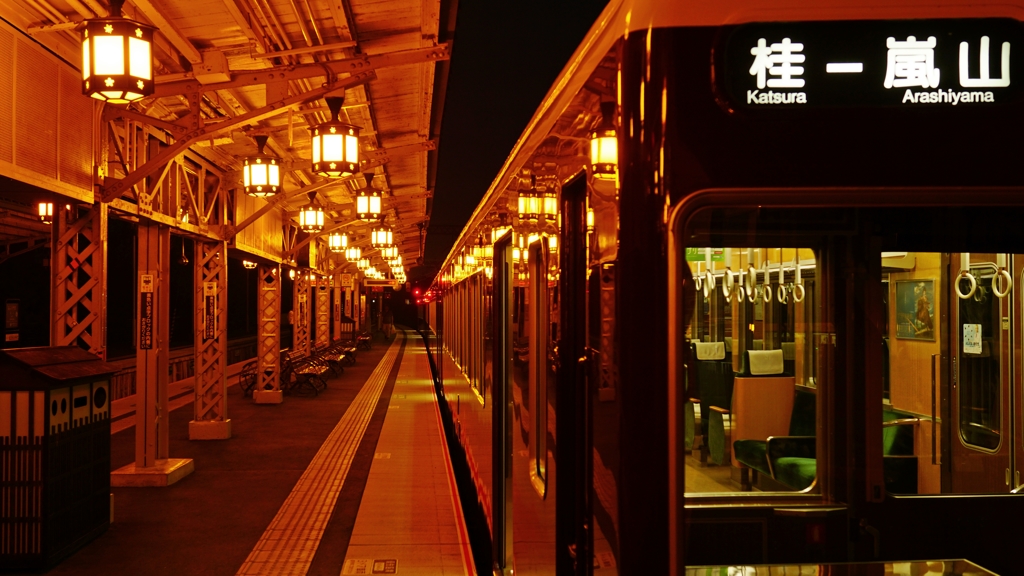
51;204;106;357
257;264;281;392
316;276;330;348
293;276;310;356
193;241;227;422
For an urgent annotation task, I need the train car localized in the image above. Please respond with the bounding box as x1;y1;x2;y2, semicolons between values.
428;1;1024;574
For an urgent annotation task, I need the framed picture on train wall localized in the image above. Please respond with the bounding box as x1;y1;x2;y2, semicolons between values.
895;280;936;341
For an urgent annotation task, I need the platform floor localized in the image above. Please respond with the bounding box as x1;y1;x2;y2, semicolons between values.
20;329;473;576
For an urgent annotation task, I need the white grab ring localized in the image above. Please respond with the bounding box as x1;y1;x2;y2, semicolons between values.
760;261;771;303
722;268;736;299
777;283;788;304
736;285;745;303
747;283;757;303
703;271;716;298
956;271;977;300
993;267;1013;298
746;264;757;294
763;283;773;303
793;282;806;303
694;275;702;292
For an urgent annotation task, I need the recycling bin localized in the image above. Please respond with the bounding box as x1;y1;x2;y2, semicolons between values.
0;346;115;570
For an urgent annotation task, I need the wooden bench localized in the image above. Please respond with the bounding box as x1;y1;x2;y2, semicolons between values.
280;349;329;396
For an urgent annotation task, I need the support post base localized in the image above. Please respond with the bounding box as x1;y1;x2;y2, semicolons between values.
188;419;232;440
253;389;283;404
111;458;195;487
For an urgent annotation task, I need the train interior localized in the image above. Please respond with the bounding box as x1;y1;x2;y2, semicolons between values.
681;204;1024;499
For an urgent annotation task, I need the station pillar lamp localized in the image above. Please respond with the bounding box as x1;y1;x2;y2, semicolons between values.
356;172;382;220
298;191;324;233
243;135;281;197
38;202;53;224
81;0;155;104
328;231;348;253
311;95;360;178
590;100;618;179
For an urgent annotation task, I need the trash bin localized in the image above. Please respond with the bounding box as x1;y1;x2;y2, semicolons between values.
0;346;115;571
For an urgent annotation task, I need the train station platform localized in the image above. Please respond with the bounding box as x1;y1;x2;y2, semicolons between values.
16;329;473;576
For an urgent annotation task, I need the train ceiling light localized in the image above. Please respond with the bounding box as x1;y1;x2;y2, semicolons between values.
356;172;383;220
243;135;281;197
590;100;618;179
328;231;348;253
298;191;324;233
311;94;360;178
81;0;155;104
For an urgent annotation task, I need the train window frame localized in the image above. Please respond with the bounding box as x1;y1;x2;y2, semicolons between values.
527;238;550;497
955;258;1003;454
669;191;834;506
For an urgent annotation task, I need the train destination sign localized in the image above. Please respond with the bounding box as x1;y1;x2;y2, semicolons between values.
721;19;1024;109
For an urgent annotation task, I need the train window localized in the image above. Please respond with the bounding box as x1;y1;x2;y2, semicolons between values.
526;238;551;496
884;252;1018;496
683;247;822;496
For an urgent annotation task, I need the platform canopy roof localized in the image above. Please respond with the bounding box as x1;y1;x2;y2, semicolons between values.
0;0;455;270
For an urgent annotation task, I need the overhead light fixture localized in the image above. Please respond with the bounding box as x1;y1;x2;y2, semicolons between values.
381;245;398;260
371;226;393;248
81;0;155;104
311;94;360;178
590;100;618;179
38;202;53;224
328;231;348;252
357;258;370;271
242;260;257;270
298;191;324;233
356;171;382;220
587;207;595;232
518;176;540;222
345;246;361;261
243;135;281;197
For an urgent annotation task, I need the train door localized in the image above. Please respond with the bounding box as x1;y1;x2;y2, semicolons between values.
949;253;1014;493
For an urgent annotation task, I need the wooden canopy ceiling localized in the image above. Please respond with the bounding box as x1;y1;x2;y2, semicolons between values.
1;0;455;268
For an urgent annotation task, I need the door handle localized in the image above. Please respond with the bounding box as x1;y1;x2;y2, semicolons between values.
1006;468;1011;486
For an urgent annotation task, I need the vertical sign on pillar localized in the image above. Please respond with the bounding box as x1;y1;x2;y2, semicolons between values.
140;273;154;350
203;281;216;341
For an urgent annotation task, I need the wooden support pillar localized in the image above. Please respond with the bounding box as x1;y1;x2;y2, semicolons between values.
254;263;283;404
112;222;193;486
51;203;107;358
315;275;330;348
189;240;231;439
292;274;311;356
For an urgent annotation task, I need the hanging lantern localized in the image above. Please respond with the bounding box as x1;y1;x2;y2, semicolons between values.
81;0;155;104
587;207;595;232
491;225;511;243
518;176;541;222
243;135;281;197
390;255;403;268
356;172;383;220
38;202;53;224
371;226;393;248
541;184;558;222
590;101;618;179
242;260;257;270
328;231;348;252
345;246;361;261
298;191;324;233
357;258;370;271
381;245;398;260
311;95;360;178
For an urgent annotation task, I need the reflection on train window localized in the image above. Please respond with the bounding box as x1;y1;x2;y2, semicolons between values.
883;252;1021;496
684;248;821;495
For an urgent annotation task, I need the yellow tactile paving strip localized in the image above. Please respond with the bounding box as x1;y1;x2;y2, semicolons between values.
235;333;405;576
341;339;475;576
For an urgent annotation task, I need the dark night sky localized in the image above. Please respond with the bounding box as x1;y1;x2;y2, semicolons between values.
417;0;610;284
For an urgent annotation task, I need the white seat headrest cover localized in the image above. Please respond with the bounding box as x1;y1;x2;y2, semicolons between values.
695;341;725;361
748;349;785;376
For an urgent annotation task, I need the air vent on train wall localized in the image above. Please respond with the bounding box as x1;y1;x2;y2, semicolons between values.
0;21;95;197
